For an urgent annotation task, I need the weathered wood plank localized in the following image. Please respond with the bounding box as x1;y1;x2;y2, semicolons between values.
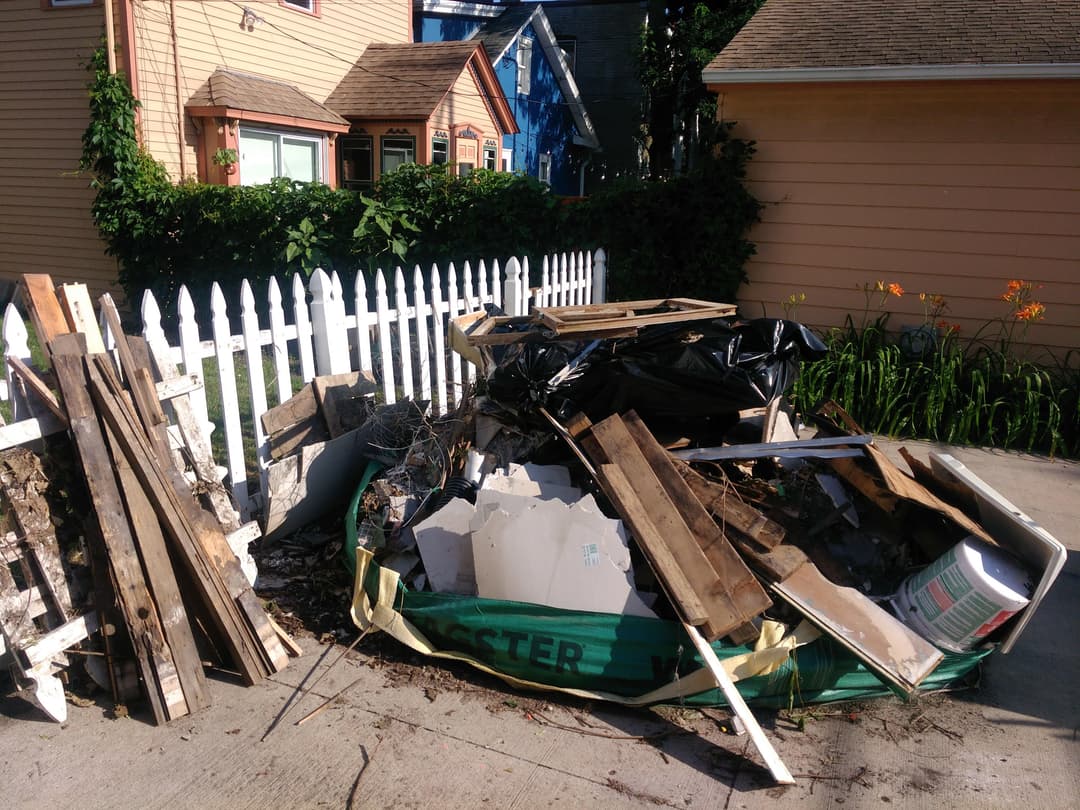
51;336;186;723
56;283;106;354
5;356;68;428
312;371;377;439
19;274;69;353
622;413;772;632
85;362;269;685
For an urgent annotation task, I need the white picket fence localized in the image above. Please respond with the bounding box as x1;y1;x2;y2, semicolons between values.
1;249;607;521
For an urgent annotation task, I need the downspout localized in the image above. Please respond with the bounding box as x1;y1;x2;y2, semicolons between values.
103;0;117;73
170;0;188;178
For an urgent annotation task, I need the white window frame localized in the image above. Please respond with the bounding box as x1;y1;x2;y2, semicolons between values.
538;152;551;185
516;37;533;95
501;148;513;173
280;0;317;14
431;137;449;166
238;126;325;185
483;146;497;171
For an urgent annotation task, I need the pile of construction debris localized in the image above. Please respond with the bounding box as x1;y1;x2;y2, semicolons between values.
0;287;1065;788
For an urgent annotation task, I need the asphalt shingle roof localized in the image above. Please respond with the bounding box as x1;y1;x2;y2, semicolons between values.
326;41;483;119
706;0;1080;72
471;3;539;64
186;70;348;126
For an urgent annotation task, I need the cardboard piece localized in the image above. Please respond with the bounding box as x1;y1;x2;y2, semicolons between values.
471;493;657;617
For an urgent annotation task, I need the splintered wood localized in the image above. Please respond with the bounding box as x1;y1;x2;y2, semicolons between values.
12;275;292;724
579;411;771;641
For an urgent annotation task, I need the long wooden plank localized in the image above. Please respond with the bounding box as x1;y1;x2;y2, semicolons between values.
86;361;269;684
90;358;287;677
597;463;709;625
622;413;772;627
56;283;106;354
100;410;211;713
51;336;186;723
773;563;945;695
588;415;743;639
683;621;795;786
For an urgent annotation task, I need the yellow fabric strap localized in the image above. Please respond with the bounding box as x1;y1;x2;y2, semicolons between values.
351;548;820;706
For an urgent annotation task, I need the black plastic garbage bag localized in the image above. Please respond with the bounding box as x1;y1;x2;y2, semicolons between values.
485;317;827;422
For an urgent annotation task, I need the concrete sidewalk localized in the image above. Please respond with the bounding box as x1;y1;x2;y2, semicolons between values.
2;440;1077;809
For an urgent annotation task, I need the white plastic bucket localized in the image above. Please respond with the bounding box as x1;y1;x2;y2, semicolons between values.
893;535;1033;653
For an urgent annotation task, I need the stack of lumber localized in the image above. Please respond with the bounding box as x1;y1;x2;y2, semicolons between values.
13;274;290;724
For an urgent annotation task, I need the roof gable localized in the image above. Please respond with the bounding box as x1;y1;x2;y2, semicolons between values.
327;41;517;133
420;1;598;148
705;0;1080;83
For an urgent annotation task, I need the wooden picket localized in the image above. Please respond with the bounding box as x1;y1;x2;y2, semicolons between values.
0;249;607;519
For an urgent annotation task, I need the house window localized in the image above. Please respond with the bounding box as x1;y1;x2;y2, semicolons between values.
431;138;449;166
538;152;551;185
483;146;497;171
47;0;95;6
280;0;319;14
239;126;322;185
381;136;415;174
339;135;373;191
501;148;513;173
516;37;532;95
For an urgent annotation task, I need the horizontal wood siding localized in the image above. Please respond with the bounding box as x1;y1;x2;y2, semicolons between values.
716;80;1080;357
430;68;500;135
133;0;411;180
0;1;120;295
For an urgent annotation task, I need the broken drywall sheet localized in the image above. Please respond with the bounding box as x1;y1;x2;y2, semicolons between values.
480;462;579;499
413;497;478;595
471;493;657;617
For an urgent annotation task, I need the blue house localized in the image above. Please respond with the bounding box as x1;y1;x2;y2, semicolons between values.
416;1;600;196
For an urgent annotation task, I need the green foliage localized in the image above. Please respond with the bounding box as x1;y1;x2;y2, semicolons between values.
80;45;761;321
793;325;1080;458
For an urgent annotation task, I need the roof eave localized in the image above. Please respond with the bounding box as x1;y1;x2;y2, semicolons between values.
418;0;503;20
186;105;351;132
468;49;519;134
704;62;1080;86
530;8;599;147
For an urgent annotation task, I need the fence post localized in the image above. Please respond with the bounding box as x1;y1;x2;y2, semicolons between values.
176;286;210;433
583;250;594;305
504;257;524;317
353;272;373;376
394;267;414;401
291;273;316;384
592;248;607;304
210;282;250;520
412;265;431;405
446;262;463;405
2;303;32;421
374;269;396;404
267;277;293;406
240;280;269;492
429;263;448;416
309;268;349;375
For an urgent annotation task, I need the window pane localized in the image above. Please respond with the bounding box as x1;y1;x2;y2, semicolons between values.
239;131;279;185
432;139;448;165
341;137;373;189
382;138;415;174
283;137;319;183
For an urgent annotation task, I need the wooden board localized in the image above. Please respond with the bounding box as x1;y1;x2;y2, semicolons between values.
5;356;68;428
587;415;746;639
313;371;377;439
621;413;772;629
537;298;737;336
57;284;106;354
772;562;945;695
51;336;188;723
19;274;69;353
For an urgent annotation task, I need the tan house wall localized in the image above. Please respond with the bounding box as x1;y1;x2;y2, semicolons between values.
0;1;120;296
713;79;1080;357
131;0;411;181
